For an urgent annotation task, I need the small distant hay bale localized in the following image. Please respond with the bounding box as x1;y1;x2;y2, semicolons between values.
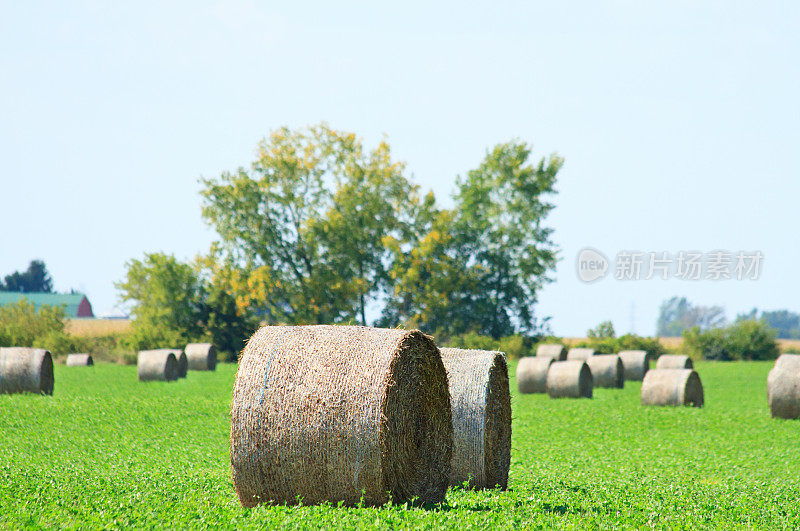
0;347;54;395
656;354;693;370
585;354;624;388
516;356;554;394
619;350;653;381
767;354;800;420
536;344;566;361
546;361;593;399
137;350;178;382
566;348;595;361
170;350;188;378
185;343;217;371
641;369;704;407
66;353;94;367
439;348;511;490
230;325;453;507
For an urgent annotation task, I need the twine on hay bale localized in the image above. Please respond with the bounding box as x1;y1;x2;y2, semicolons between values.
535;344;566;361
66;353;93;367
439;348;511;490
619;350;653;381
767;354;800;420
585;354;624;388
566;348;595;361
230;325;453;507
185;343;217;371
656;354;693;370
641;369;704;407
546;360;593;399
0;347;54;395
137;350;178;382
516;356;554;394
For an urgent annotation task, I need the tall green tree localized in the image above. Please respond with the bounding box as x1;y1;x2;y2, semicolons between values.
1;260;53;293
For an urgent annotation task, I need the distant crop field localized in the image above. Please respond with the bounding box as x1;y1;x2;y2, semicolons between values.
65;318;132;337
1;360;798;528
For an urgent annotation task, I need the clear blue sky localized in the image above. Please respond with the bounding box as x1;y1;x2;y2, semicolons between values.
1;1;798;336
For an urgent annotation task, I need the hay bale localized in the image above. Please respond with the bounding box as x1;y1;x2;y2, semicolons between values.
516;356;553;394
0;347;54;395
656;354;693;370
585;354;624;388
767;354;800;419
185;343;217;371
619;350;653;381
641;369;704;407
566;348;595;361
439;348;511;490
137;350;178;382
230;325;453;507
546;360;593;399
536;344;566;361
170;349;188;378
66;353;94;367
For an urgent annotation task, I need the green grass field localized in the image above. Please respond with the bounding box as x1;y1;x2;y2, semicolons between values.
1;361;799;529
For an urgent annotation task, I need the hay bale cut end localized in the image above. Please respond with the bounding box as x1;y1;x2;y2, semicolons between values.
619;350;653;381
546;360;593;399
536;344;566;361
566;348;595;361
516;356;553;394
767;354;800;420
440;348;511;490
66;353;94;367
185;343;217;371
641;369;703;407
230;325;453;507
0;347;54;395
137;350;178;382
585;354;624;388
656;354;693;370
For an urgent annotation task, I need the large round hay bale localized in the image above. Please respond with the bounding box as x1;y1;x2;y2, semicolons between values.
767;354;800;420
656;354;693;369
585;354;624;388
0;347;54;395
66;353;94;367
516;356;553;394
619;350;653;381
137;350;178;382
170;349;188;378
641;369;704;407
439;348;510;490
536;344;566;361
230;325;453;507
546;360;593;399
185;343;217;371
566;348;595;361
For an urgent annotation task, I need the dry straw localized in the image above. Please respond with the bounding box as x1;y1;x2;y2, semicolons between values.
566;348;595;361
585;354;624;388
66;353;94;367
619;350;653;381
137;350;178;382
516;356;553;394
230;325;453;507
767;354;800;419
546;360;593;399
535;344;566;361
439;348;511;490
656;355;693;370
641;369;704;407
0;347;54;395
185;343;217;371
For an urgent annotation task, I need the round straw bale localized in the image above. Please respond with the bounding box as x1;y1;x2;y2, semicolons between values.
0;347;54;395
185;343;217;371
230;325;453;507
641;369;704;407
656;354;693;370
137;350;178;382
585;354;624;388
170;349;188;378
619;350;653;381
767;354;800;420
546;360;593;399
536;344;566;361
439;348;510;490
516;356;553;394
65;353;94;367
566;348;596;361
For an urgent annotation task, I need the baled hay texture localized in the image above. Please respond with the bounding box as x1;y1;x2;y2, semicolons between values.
767;354;800;419
230;325;453;507
185;343;217;371
656;354;693;370
516;356;553;394
0;347;54;395
66;353;94;367
619;350;653;381
585;354;624;388
439;348;511;490
566;348;595;361
546;361;593;399
641;369;704;407
137;350;178;382
535;344;566;361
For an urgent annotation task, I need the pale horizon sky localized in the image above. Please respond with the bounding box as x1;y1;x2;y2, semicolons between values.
2;1;798;336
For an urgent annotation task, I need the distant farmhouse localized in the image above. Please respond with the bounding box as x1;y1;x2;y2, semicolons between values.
0;292;94;318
